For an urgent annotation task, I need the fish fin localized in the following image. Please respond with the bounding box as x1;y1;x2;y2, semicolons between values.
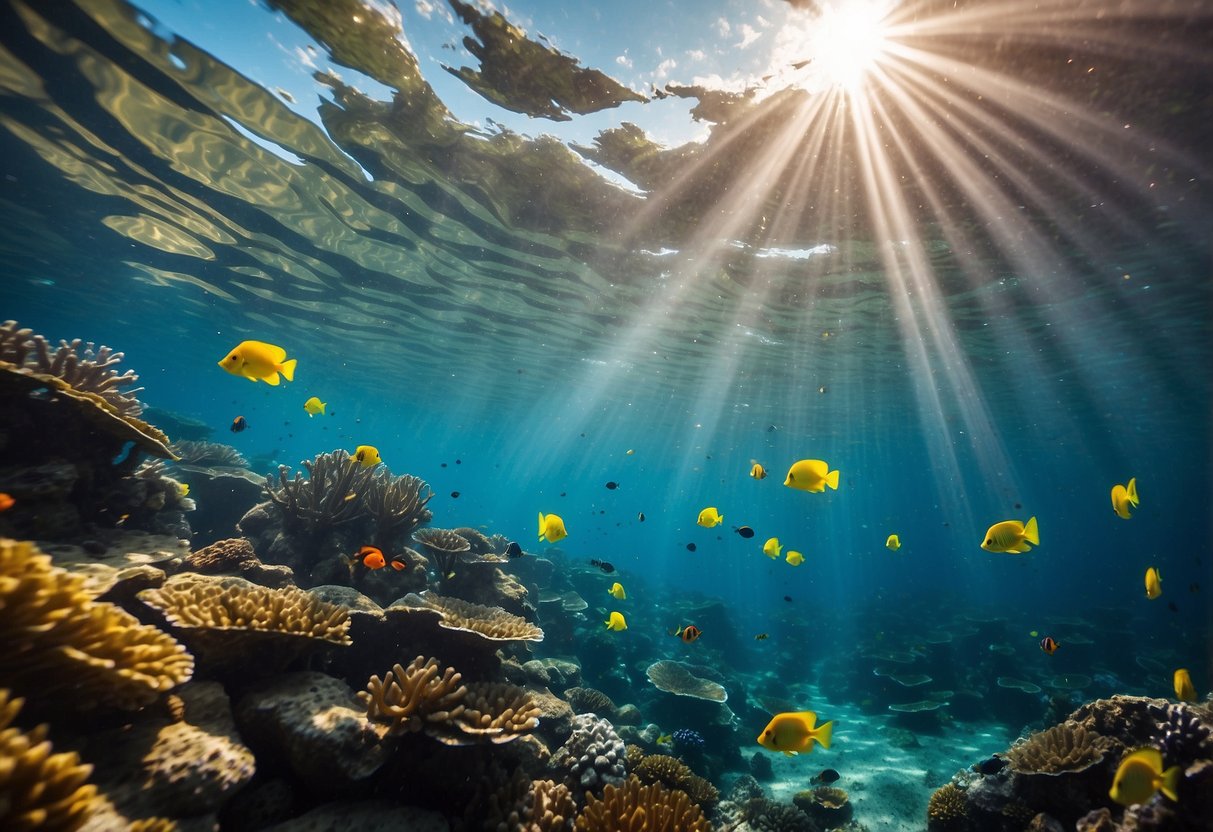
280;359;297;382
1127;477;1138;505
784;751;797;757
319;402;326;415
793;710;818;728
538;512;545;540
251;341;288;362
1160;765;1181;802
262;372;281;386
1023;516;1039;545
826;469;840;490
814;720;834;749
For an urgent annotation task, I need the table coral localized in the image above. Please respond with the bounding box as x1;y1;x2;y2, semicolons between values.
0;538;193;710
0;689;98;832
645;660;727;702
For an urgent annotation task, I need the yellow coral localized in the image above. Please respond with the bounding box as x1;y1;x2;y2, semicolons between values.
927;783;966;825
0;539;193;709
359;656;468;736
0;689;98;831
574;775;712;831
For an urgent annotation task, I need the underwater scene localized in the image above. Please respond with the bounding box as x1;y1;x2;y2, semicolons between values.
0;0;1211;830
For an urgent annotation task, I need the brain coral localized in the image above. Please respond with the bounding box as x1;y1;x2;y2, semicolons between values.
574;775;712;832
0;538;193;709
0;689;98;831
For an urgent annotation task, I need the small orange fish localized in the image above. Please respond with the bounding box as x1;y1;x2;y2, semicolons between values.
673;625;702;643
0;493;13;512
389;556;408;571
230;415;248;433
1039;636;1060;655
359;545;386;570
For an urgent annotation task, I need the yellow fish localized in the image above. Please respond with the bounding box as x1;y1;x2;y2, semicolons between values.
757;710;834;756
1145;567;1162;599
1111;477;1139;519
217;340;297;385
784;459;840;493
353;445;382;467
750;463;767;480
763;537;782;559
655;733;673;747
697;507;724;527
177;482;190;497
608;582;627;600
980;517;1039;553
786;550;805;566
1174;668;1196;702
605;611;627;631
303;396;326;417
538;512;568;543
1108;748;1180;806
886;534;900;551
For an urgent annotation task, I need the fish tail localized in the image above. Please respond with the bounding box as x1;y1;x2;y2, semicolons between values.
826;469;840;490
538;512;546;540
1023;516;1039;545
1127;477;1138;505
814;720;834;749
280;358;297;382
1160;765;1181;802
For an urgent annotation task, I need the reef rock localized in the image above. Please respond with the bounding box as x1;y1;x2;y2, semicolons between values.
262;800;447;831
236;671;392;791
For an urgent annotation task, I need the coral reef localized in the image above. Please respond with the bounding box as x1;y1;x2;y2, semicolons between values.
1006;721;1112;774
414;527;472;580
0;689;98;832
363;471;433;542
633;754;718;808
795;786;853;828
0;538;193;710
391;592;544;642
551;714;626;798
185;537;259;573
645;660;727;702
483;772;577;831
359;656;469;737
564;686;617;718
745;797;816;832
264;450;376;532
927;783;966;827
434;681;543;746
169;440;248;469
1147;701;1213;763
573;775;712;832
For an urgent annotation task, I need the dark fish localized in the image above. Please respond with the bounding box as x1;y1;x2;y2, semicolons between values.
560;492;567;497
811;768;840;784
734;525;755;539
686;543;697;552
605;481;619;490
589;559;615;574
505;541;523;559
230;416;248;433
637;512;646;522
972;756;1007;775
441;463;447;467
455;459;462;464
1168;601;1179;613
783;595;793;602
1014;502;1022;509
450;491;460;498
767;424;778;432
754;633;769;641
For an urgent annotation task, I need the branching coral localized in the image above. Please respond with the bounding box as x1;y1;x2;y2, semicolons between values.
364;471;433;540
1007;721;1112;774
927;783;967;826
168;440;248;469
574;775;712;832
263;450;375;531
0;538;193;710
485;775;577;832
393;592;544;642
359;656;468;736
0;690;99;831
414;528;472;578
138;575;351;646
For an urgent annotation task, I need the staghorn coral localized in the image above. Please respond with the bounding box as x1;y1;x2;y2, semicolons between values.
168;440;248;469
393;592;544;642
927;783;966;826
564;686;617;717
485;774;577;832
574;775;712;832
139;575;351;645
0;538;193;710
364;471;433;540
1006;721;1112;774
745;797;814;832
0;321;144;418
185;537;258;573
264;450;375;531
359;656;469;737
0;689;99;831
414;527;472;579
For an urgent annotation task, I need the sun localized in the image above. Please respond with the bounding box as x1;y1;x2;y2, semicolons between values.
811;0;894;93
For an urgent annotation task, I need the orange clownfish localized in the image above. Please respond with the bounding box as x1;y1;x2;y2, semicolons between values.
1039;636;1060;655
359;545;387;570
0;493;14;512
673;625;702;643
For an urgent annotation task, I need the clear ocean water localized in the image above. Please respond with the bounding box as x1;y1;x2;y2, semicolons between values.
1;0;1210;829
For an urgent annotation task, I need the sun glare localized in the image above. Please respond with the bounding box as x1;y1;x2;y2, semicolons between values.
812;0;893;92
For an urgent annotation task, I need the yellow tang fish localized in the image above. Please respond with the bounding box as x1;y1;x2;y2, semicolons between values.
1111;477;1139;519
786;550;805;566
605;611;627;631
750;463;767;480
1108;748;1180;806
217;340;297;385
177;482;190;498
784;459;840;493
1145;567;1162;599
757;710;834;756
697;507;724;527
763;537;782;559
886;534;901;551
538;512;568;543
1174;668;1196;702
980;517;1039;553
608;582;627;600
303;396;326;417
353;445;382;467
